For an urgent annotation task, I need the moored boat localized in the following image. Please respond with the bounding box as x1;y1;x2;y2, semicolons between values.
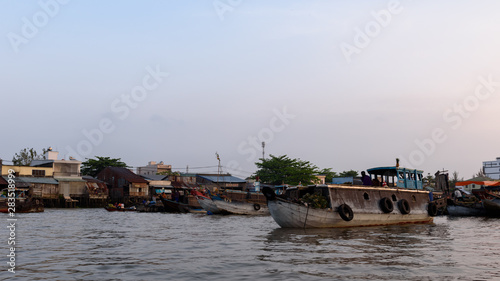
196;194;222;214
446;203;486;216
212;198;269;215
159;196;191;213
104;205;137;212
262;166;436;228
0;188;44;213
481;192;500;217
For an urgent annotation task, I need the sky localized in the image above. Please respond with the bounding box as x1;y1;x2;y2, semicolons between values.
1;0;500;180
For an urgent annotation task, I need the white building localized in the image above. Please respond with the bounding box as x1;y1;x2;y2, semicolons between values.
137;161;172;176
483;157;500;180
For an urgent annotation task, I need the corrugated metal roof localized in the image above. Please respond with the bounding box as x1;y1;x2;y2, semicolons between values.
55;177;86;182
30;160;54;167
197;175;246;183
0;176;8;185
102;167;149;183
141;174;169;181
2;176;59;185
82;176;107;184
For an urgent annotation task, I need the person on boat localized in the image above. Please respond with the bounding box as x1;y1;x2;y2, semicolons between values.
454;188;463;202
245;188;251;200
372;177;380;187
174;190;180;202
361;171;372;186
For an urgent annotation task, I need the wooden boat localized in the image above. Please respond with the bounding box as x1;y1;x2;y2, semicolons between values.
212;198;269;215
104;206;137;212
446;203;486;216
159;196;191;213
482;192;500;217
262;166;436;228
0;188;44;213
196;195;222;214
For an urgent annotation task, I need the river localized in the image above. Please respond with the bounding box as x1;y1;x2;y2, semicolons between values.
1;209;500;280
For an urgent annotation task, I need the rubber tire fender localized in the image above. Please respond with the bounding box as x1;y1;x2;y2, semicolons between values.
338;204;354;221
398;199;411;214
379;197;394;213
427;202;438;216
253;203;261;211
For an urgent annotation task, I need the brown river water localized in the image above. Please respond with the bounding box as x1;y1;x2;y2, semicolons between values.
1;209;500;280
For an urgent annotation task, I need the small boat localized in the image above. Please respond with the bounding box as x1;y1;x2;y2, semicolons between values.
212;198;269;215
446;203;486;216
0;188;44;213
104;205;137;212
196;194;222;214
159;196;191;213
262;165;436;228
482;192;500;217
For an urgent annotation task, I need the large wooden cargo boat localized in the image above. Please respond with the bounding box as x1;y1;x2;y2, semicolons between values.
262;166;436;228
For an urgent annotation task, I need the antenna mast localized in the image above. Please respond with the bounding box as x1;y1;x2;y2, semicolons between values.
262;141;265;159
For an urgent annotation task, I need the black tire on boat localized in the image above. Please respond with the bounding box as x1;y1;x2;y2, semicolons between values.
427;202;438;216
338;204;354;221
398;199;411;214
253;203;261;211
379;197;394;213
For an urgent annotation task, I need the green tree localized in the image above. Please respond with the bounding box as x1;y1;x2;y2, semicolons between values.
424;173;435;188
449;171;464;188
318;168;338;183
473;167;491;179
81;156;128;177
253;155;319;185
339;170;358;177
12;147;48;166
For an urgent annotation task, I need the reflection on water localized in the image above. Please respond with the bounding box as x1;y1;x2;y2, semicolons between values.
1;210;499;280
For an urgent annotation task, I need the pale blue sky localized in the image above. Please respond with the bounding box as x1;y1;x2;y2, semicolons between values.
2;0;500;179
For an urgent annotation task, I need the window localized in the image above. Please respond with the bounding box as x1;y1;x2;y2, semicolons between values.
32;170;46;177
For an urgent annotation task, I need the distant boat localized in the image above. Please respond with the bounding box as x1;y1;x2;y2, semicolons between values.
0;188;44;213
159;196;191;213
212;198;269;215
196;194;222;214
207;189;269;215
262;166;436;228
104;204;137;212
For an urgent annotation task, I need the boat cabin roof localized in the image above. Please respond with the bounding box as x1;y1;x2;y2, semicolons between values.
367;166;423;176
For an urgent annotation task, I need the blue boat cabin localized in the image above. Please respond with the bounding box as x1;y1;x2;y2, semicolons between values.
367;167;424;189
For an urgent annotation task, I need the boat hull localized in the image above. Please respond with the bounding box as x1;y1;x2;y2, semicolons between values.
159;197;191;213
446;204;486;216
196;196;221;214
104;207;136;212
482;198;500;217
213;199;269;215
0;197;44;213
265;185;433;228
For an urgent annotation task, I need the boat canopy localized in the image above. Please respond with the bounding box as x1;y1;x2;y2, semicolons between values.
367;166;424;189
